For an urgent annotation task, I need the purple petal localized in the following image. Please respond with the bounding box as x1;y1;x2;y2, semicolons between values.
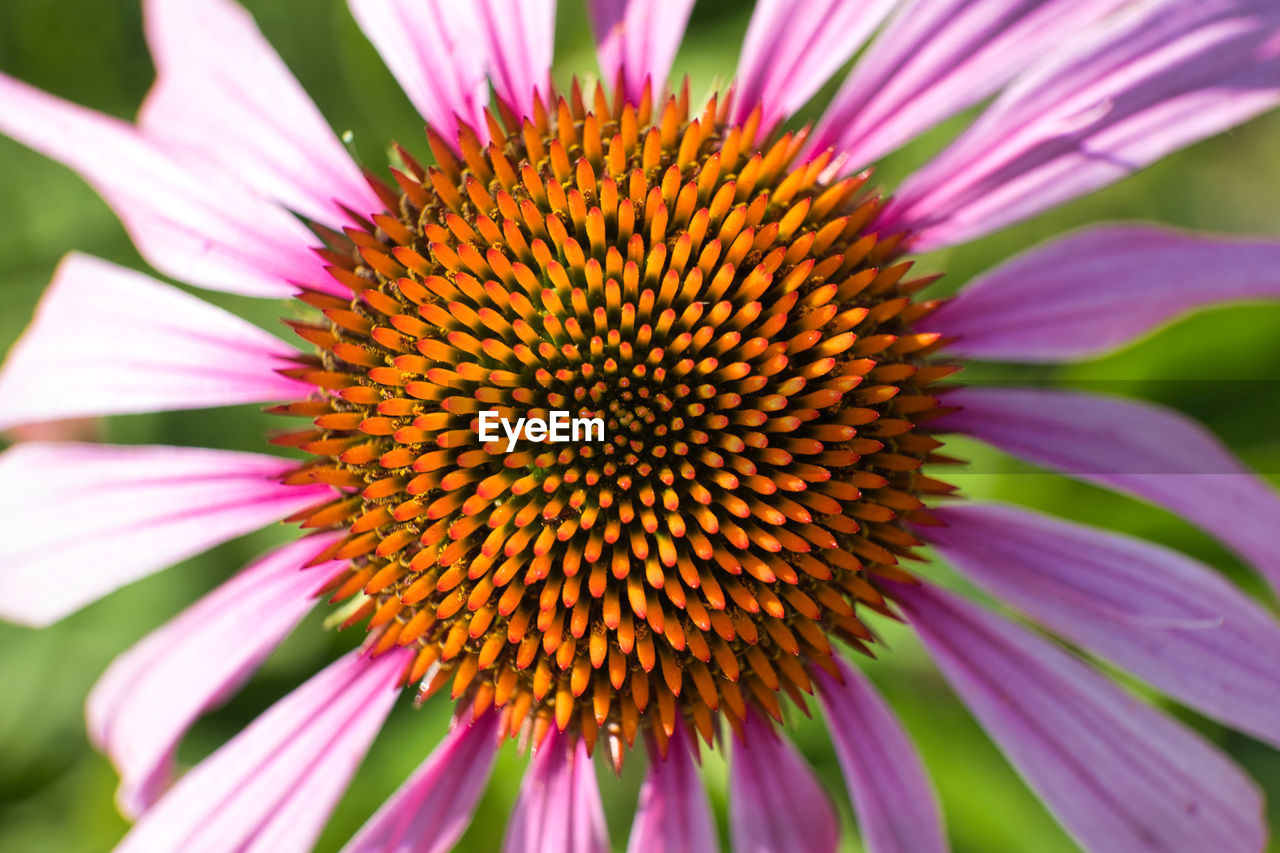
117;648;411;852
473;0;556;121
883;0;1280;250
504;729;609;853
809;0;1131;171
733;0;896;133
87;534;340;816
343;710;502;853
626;722;718;853
347;0;490;144
928;501;1280;748
815;659;946;853
729;711;840;853
0;442;332;626
0;73;330;298
927;225;1280;362
140;0;381;228
893;581;1265;853
0;254;307;430
941;386;1280;594
589;0;694;103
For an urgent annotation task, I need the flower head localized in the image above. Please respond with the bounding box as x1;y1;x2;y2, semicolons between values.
283;82;955;755
2;0;1280;851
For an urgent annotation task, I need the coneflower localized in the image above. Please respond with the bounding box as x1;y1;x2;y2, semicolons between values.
283;83;955;756
2;1;1279;851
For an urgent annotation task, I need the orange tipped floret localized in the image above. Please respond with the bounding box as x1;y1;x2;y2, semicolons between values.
277;78;956;757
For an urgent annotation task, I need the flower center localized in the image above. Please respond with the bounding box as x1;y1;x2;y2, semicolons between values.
275;81;955;758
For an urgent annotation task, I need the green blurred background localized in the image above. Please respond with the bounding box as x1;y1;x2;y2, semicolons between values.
2;1;1279;850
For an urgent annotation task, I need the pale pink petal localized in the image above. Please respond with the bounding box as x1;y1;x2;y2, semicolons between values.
940;386;1280;594
87;533;341;817
626;722;717;853
0;442;332;626
0;74;331;298
139;0;381;229
883;0;1280;250
117;648;411;853
504;729;609;853
893;582;1264;853
474;0;556;120
0;254;308;431
926;225;1280;362
347;0;490;144
809;0;1130;172
928;502;1280;749
343;710;502;853
589;0;694;103
6;418;103;444
815;659;945;853
733;0;896;132
729;712;840;853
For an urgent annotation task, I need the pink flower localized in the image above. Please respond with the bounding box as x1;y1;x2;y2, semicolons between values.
3;0;1280;850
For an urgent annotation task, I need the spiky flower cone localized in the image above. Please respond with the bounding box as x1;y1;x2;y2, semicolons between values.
274;81;955;762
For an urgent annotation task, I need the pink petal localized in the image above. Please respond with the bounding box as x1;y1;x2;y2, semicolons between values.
504;729;609;853
0;442;332;626
474;0;556;121
117;648;411;852
941;386;1280;594
893;582;1264;853
589;0;694;103
928;501;1280;749
729;712;840;853
883;0;1280;250
0;254;307;430
809;0;1131;172
87;533;341;817
626;722;718;853
927;225;1280;362
0;74;331;298
6;418;103;444
139;0;381;229
343;709;501;853
346;0;491;144
733;0;896;132
815;659;945;853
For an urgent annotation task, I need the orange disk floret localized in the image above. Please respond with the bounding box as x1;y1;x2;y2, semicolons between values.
273;78;957;763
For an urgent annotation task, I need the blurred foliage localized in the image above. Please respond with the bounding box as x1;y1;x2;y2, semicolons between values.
2;1;1280;851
